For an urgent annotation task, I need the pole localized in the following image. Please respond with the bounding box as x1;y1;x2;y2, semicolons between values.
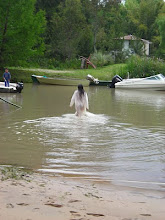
0;97;22;108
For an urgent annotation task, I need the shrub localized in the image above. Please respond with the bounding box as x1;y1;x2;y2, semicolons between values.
56;59;80;69
126;55;165;78
90;51;114;67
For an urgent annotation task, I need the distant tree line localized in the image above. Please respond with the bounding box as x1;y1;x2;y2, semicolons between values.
0;0;165;68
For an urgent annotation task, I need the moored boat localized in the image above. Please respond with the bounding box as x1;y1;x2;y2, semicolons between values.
0;82;24;93
31;75;90;87
89;80;112;86
110;74;165;91
86;74;112;86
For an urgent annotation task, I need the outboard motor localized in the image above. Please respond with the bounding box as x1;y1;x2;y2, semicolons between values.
110;75;123;88
16;82;24;93
86;74;99;84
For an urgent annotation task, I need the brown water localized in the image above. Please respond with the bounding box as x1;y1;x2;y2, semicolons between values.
0;84;165;191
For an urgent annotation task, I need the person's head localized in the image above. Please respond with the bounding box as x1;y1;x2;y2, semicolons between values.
5;68;8;73
78;84;84;98
78;84;84;91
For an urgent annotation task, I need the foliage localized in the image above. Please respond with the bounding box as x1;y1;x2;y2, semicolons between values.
100;2;126;52
49;0;90;60
53;59;81;69
126;55;165;78
90;51;114;67
129;40;144;55
125;0;164;55
157;4;165;58
7;69;34;83
0;0;46;68
1;0;165;68
0;166;31;181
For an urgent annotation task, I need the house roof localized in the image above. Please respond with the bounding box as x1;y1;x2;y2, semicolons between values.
121;35;137;40
118;35;152;44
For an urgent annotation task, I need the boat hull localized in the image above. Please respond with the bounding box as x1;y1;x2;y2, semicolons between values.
31;75;40;84
114;74;165;91
31;75;90;87
90;81;112;86
115;82;165;90
0;82;23;93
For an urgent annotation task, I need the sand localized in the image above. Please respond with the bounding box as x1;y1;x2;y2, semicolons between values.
0;173;165;220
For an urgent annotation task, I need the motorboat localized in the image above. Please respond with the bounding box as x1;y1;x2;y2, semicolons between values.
110;74;165;90
31;75;90;87
0;82;23;93
87;74;112;86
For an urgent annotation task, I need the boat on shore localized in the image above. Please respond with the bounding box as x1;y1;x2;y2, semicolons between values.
110;74;165;90
31;75;90;87
0;82;23;93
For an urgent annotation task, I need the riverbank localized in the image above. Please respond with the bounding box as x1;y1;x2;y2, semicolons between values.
6;64;127;83
0;171;165;220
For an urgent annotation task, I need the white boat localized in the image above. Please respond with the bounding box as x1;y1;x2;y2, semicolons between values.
31;75;90;87
0;82;23;93
110;74;165;90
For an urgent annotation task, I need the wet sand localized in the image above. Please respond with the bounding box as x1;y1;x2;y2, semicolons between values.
0;173;165;220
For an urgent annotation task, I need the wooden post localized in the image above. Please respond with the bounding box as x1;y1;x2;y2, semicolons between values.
81;58;86;69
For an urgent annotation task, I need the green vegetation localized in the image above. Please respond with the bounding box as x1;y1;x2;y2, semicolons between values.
126;55;165;78
1;0;165;69
90;52;114;67
5;55;165;83
9;63;127;83
0;0;46;68
0;0;165;78
0;166;31;181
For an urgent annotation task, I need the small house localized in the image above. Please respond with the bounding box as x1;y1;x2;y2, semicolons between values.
118;35;152;56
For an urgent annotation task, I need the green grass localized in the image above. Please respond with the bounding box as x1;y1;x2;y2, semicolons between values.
6;56;165;83
0;166;31;181
9;64;128;83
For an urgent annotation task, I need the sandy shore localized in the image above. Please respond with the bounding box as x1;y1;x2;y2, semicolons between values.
0;173;165;220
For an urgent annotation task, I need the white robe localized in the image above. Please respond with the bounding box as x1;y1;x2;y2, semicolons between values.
70;90;89;116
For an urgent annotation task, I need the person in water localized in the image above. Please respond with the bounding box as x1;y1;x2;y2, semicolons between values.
70;84;89;116
3;68;11;87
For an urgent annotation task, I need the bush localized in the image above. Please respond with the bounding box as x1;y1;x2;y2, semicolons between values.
126;55;165;78
90;51;114;67
27;56;81;70
55;59;80;69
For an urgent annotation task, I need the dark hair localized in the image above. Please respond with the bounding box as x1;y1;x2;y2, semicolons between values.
78;84;84;98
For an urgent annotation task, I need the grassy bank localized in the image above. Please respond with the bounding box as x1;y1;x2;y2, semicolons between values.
2;56;165;83
8;64;127;83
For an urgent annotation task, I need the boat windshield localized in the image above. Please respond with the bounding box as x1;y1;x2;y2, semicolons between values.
145;74;165;80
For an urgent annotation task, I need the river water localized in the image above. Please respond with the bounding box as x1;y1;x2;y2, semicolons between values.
0;84;165;191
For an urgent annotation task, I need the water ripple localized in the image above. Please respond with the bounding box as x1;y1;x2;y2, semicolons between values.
11;113;164;191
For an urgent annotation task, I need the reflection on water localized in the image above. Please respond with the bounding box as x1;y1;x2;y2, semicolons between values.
113;89;165;109
0;84;165;191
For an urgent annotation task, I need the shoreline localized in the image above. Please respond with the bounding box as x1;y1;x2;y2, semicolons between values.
0;172;165;220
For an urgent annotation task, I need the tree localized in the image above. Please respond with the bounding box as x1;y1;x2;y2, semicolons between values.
101;1;126;52
125;0;164;40
80;0;123;53
0;0;46;68
157;3;165;57
49;0;91;60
